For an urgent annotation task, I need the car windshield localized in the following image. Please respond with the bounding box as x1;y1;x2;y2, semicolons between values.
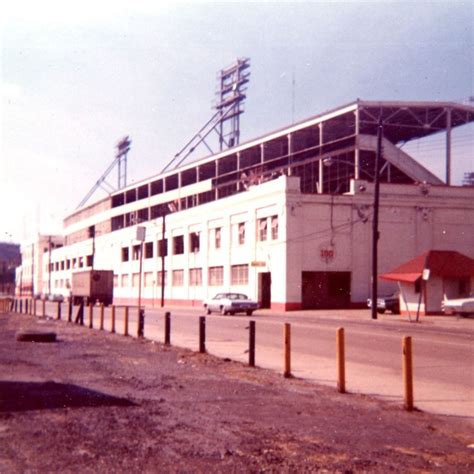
227;293;248;300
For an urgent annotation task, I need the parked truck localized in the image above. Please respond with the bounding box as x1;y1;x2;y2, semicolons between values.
72;270;114;306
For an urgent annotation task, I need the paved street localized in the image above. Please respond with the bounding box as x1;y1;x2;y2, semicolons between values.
44;302;474;422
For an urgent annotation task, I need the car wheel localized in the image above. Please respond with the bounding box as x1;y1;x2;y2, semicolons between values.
246;310;253;316
220;307;227;316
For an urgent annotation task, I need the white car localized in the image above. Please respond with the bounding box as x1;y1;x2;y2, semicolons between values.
204;293;259;316
442;294;474;317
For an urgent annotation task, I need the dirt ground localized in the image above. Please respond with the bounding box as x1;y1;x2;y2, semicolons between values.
0;311;473;473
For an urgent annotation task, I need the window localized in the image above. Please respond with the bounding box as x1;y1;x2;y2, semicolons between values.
112;215;124;231
157;239;168;257
157;271;167;286
231;264;249;285
190;232;200;253
132;273;140;287
66;260;71;270
173;236;184;255
72;258;77;268
258;218;268;241
189;268;202;286
60;261;65;271
79;257;84;268
145;242;153;259
172;269;184;286
214;228;221;249
271;215;279;240
238;222;246;245
144;272;153;287
133;244;141;260
86;255;93;267
208;266;224;286
113;275;119;287
121;247;129;262
121;274;129;287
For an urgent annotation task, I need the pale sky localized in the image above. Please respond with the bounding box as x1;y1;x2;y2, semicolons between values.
1;0;473;243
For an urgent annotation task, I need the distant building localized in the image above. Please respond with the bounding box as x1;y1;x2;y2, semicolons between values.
0;242;21;295
16;235;64;297
18;100;474;312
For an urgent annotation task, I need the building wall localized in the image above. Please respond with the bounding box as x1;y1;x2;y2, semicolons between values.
41;176;474;310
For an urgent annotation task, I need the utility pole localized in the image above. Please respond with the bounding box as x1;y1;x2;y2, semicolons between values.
371;118;383;320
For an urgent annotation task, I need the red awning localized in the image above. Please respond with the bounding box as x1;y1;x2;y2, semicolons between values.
380;250;474;283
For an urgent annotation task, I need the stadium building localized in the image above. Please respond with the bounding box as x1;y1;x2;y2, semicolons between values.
18;100;474;311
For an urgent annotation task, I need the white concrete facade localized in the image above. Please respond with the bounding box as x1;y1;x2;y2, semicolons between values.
43;176;474;310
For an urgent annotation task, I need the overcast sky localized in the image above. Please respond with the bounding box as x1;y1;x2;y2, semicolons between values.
1;0;473;243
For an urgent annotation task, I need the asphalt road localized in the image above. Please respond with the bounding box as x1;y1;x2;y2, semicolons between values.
44;302;474;422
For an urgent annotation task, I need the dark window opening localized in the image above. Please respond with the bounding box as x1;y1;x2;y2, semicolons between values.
111;215;124;231
199;161;216;181
173;235;184;255
190;232;200;253
157;238;168;257
165;174;179;191
137;207;149;223
145;242;153;259
126;188;137;204
132;244;140;260
181;168;197;186
86;255;93;267
121;247;129;262
112;193;125;207
138;184;149;200
240;146;261;170
150;179;163;196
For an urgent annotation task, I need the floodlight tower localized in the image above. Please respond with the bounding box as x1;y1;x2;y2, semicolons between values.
215;58;250;150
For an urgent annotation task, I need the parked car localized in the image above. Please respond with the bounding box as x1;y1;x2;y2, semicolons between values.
367;293;400;314
204;293;259;316
442;294;474;317
47;294;64;302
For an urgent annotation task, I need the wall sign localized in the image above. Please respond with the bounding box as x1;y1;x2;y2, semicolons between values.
319;243;336;264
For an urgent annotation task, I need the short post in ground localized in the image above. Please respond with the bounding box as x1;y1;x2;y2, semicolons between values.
111;305;116;333
199;316;206;353
164;311;171;346
284;323;291;378
89;303;94;329
402;336;414;411
57;301;61;320
100;303;104;330
337;327;346;393
124;306;129;336
248;320;256;367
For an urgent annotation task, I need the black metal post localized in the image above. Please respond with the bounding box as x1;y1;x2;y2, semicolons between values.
164;311;171;345
68;298;73;322
248;320;256;367
199;316;206;353
371;119;383;320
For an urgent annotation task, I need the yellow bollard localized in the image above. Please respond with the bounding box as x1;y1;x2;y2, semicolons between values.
124;306;129;336
284;323;291;378
336;327;346;393
402;336;414;411
100;304;104;330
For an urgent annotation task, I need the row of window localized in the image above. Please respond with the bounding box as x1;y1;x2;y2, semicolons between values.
113;264;248;288
121;217;278;262
47;255;93;273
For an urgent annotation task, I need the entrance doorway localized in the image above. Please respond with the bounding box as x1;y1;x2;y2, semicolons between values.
302;271;351;309
258;272;271;308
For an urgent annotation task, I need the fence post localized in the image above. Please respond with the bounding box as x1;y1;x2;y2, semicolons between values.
199;316;206;353
402;336;414;411
284;323;291;378
164;311;171;346
33;298;37;316
100;304;104;330
20;299;23;314
137;308;145;338
111;305;116;333
124;306;129;336
42;299;45;317
337;327;346;393
248;320;256;367
68;299;72;322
